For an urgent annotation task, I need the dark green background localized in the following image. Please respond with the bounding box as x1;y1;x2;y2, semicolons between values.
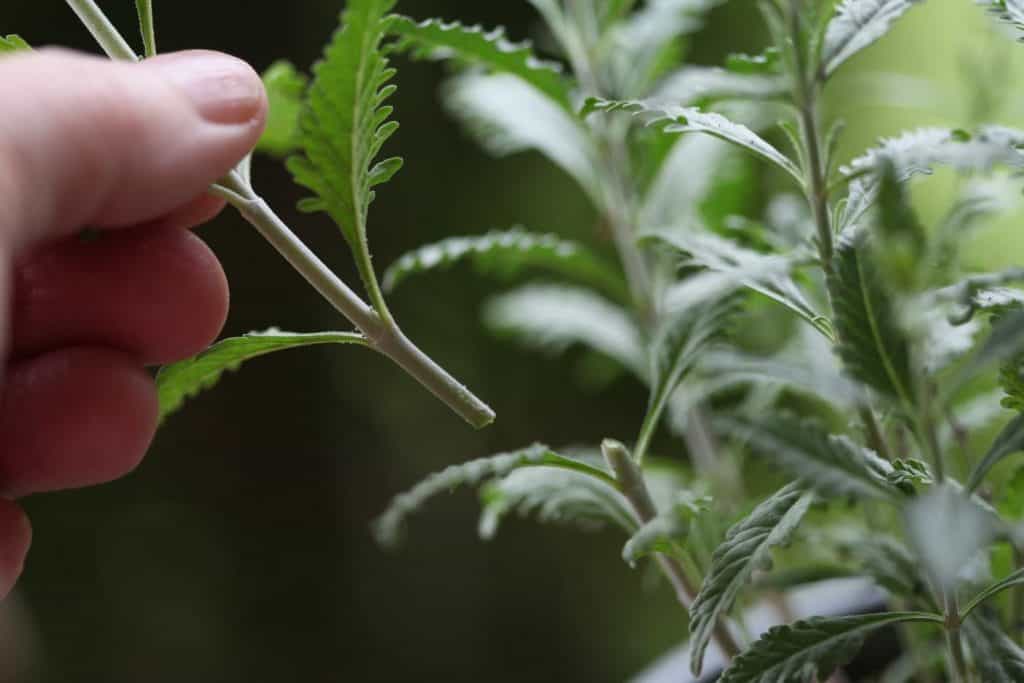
0;1;1016;681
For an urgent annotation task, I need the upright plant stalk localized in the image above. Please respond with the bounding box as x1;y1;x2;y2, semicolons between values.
943;591;970;683
603;441;742;659
65;0;495;429
134;0;156;58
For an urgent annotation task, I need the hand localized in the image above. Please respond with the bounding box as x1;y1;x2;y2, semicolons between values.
0;49;267;596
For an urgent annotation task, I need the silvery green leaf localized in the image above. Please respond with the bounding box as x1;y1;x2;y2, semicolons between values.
821;0;924;77
963;610;1024;683
621;492;711;567
652;66;789;105
484;284;646;378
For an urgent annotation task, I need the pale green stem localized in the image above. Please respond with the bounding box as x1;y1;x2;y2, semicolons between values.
217;173;495;429
943;591;970;683
64;0;139;62
135;0;156;58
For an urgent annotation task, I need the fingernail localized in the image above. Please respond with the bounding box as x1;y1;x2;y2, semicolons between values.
149;51;264;125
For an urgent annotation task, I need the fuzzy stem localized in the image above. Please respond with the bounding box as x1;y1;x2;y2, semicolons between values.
943;592;970;683
219;174;495;429
603;440;742;661
64;0;139;62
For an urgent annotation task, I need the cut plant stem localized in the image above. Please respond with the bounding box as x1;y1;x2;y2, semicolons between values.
217;173;495;429
65;0;140;62
602;440;742;661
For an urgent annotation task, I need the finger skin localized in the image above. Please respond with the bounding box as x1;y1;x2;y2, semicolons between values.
0;348;158;498
12;226;229;365
0;49;266;254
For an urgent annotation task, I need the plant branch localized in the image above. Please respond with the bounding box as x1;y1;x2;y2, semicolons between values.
218;173;495;429
135;0;156;58
64;0;139;62
603;440;742;660
943;591;970;683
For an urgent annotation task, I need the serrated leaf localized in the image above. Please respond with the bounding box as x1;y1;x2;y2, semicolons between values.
484;284;646;378
717;612;941;683
827;228;917;412
287;0;402;293
644;229;827;335
821;0;924;77
383;228;627;301
723;415;901;501
0;34;30;53
839;127;1024;235
479;464;634;540
621;492;710;567
447;73;600;200
967;414;1024;492
585;99;802;183
390;16;572;110
257;61;308;157
157;330;368;422
852;534;927;597
963;610;1024;682
689;483;815;676
373;444;616;547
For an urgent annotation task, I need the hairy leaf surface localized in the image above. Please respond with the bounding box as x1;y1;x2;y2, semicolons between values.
374;445;616;547
821;0;924;77
585;99;802;182
383;229;627;300
391;16;571;109
717;612;941;683
963;611;1024;682
723;415;901;501
689;484;815;676
827;229;916;412
621;492;710;567
157;330;368;422
287;0;402;290
484;285;646;377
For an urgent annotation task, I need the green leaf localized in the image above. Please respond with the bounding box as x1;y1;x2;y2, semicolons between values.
839;127;1024;235
621;493;711;567
584;99;802;183
134;0;156;58
820;0;924;77
963;610;1024;682
479;463;635;539
955;309;1024;401
962;568;1024;621
643;229;827;336
639;299;735;459
447;73;599;201
287;0;403;294
717;612;942;683
722;415;902;501
851;534;928;598
484;284;646;378
373;445;617;547
383;228;627;301
641;134;738;226
983;0;1024;37
390;16;572;110
968;414;1024;492
157;330;368;422
257;61;308;157
827;228;917;412
0;34;30;53
689;483;815;676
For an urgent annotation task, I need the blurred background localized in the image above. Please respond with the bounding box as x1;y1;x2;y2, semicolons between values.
2;1;1023;681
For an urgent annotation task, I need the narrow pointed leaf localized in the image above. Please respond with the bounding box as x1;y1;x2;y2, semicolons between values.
821;0;924;77
157;330;368;421
689;484;815;676
373;445;617;547
287;0;402;290
718;612;942;683
827;228;916;412
722;415;902;501
585;99;802;183
963;611;1024;682
962;568;1024;621
967;414;1024;492
383;229;627;301
390;16;572;110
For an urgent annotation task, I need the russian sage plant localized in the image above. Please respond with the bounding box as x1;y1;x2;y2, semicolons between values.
14;0;1024;680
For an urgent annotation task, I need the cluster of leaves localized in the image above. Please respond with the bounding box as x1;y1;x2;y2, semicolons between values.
366;0;1024;680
